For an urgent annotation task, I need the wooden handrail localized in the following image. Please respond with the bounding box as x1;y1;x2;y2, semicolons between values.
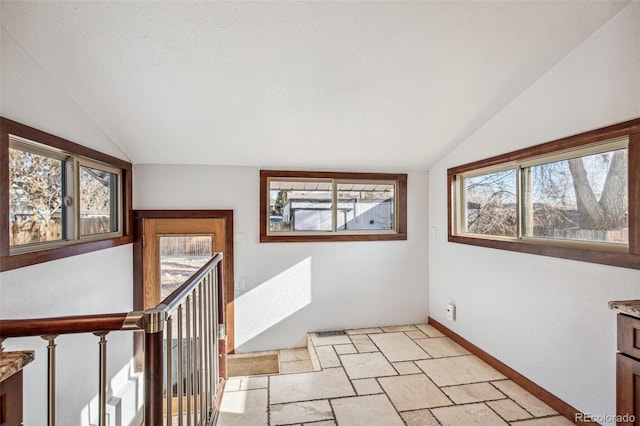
0;312;130;338
0;253;223;339
0;252;224;426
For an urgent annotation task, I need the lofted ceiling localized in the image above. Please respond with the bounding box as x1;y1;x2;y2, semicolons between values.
0;1;630;171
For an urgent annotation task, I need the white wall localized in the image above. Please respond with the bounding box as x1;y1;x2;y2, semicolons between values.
1;29;137;426
428;3;640;424
0;28;129;160
1;246;136;426
134;165;429;352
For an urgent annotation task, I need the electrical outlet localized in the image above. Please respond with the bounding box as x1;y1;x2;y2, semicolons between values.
234;278;246;291
446;301;456;321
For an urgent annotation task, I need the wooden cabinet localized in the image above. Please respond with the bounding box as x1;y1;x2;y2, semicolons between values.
0;351;33;426
617;314;640;426
0;369;23;426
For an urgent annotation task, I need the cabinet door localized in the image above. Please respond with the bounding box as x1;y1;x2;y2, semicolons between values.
0;370;23;426
618;315;640;360
617;353;640;426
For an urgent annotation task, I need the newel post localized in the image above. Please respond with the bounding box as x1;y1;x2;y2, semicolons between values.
143;306;166;424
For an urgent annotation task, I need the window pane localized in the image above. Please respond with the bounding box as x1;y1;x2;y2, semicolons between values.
9;147;64;246
269;180;333;232
337;183;395;230
464;170;517;237
524;148;628;244
160;236;212;299
80;165;118;236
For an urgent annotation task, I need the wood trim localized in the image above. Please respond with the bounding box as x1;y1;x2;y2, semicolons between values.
447;173;455;237
123;167;134;244
448;117;640;175
447;235;640;270
218;338;228;381
617;314;640;361
132;215;145;371
428;317;597;424
260;169;409;181
260;233;408;243
0;312;128;337
397;176;408;238
447;119;640;270
616;353;640;425
132;210;235;353
629;133;640;255
0;236;133;271
259;171;268;243
144;330;164;425
0;117;133;272
259;169;408;243
0;117;131;169
0;128;9;258
0;369;24;426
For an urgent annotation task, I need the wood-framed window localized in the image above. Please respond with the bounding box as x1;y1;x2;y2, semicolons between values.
448;117;640;270
260;170;407;242
1;117;133;271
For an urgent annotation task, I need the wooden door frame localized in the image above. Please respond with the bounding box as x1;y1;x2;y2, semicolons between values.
133;210;235;356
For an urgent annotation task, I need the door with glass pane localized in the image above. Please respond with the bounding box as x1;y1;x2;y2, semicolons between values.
141;217;227;419
142;218;225;308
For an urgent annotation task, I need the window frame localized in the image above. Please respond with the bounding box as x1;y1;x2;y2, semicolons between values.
77;158;123;239
447;117;640;270
1;117;133;271
260;170;407;242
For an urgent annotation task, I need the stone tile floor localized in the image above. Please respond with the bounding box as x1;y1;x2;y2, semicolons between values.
216;324;574;426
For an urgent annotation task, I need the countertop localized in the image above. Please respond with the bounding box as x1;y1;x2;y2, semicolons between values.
0;350;35;382
609;300;640;319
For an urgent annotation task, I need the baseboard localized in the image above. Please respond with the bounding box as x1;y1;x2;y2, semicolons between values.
427;317;597;425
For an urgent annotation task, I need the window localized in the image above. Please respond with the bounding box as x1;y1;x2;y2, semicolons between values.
521;145;628;245
79;162;120;236
448;118;640;269
463;168;517;238
260;170;407;242
1;117;132;271
9;142;66;246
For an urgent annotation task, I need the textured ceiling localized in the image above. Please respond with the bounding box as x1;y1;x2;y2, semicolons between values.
0;1;629;170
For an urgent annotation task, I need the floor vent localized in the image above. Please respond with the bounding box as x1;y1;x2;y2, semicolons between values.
315;330;347;337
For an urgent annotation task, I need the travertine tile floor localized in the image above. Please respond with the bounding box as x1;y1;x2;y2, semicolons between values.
216;324;574;426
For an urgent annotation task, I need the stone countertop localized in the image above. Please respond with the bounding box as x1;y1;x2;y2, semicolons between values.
0;350;35;382
609;300;640;319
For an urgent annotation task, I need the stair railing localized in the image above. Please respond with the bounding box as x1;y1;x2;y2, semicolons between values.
0;252;224;426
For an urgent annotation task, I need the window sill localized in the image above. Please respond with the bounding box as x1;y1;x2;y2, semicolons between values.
1;235;132;272
260;233;407;243
448;234;640;270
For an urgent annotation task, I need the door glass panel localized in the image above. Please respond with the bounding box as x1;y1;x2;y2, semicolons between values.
160;235;213;299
